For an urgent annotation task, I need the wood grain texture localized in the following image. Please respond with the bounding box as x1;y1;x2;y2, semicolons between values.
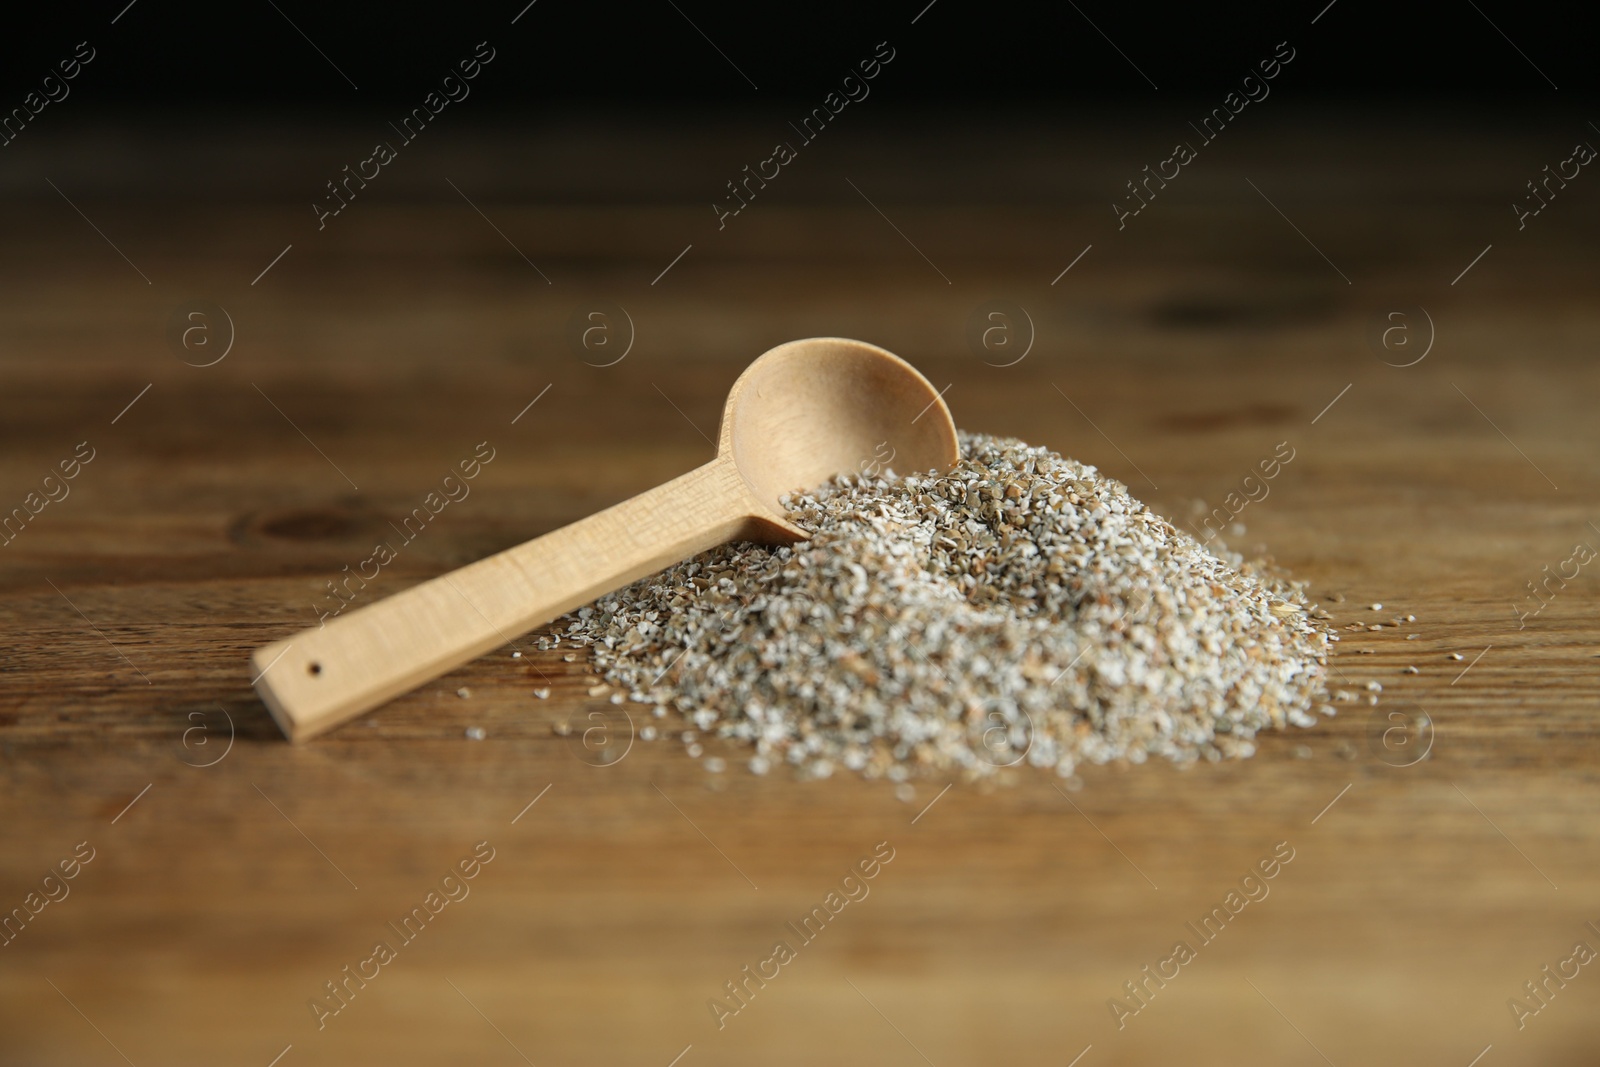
2;112;1598;1066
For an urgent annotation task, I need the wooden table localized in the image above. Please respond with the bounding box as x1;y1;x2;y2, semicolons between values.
2;111;1597;1065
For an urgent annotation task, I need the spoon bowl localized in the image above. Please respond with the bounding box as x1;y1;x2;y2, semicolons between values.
720;338;959;538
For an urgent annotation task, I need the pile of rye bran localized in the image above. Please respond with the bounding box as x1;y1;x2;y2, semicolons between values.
540;433;1334;780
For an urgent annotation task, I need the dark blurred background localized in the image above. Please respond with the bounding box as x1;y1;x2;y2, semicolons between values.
3;0;1588;105
5;0;1590;228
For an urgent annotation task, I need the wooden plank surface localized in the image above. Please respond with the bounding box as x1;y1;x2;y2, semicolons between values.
2;111;1598;1066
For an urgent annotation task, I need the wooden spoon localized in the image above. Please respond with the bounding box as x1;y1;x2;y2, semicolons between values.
251;337;959;742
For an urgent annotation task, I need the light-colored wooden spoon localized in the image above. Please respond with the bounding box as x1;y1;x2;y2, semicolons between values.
251;337;959;742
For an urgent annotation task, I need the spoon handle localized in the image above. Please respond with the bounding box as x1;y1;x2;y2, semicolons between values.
251;459;760;742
